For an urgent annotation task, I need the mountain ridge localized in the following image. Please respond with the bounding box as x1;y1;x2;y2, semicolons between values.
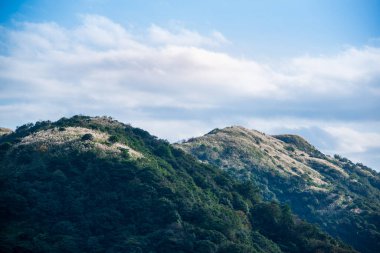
176;125;380;253
0;116;357;253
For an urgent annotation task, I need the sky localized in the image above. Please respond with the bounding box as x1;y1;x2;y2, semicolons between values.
0;0;380;170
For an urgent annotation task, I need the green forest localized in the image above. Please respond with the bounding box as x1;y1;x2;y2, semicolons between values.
0;116;356;253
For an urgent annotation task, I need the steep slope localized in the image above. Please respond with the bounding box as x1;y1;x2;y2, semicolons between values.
177;126;380;253
0;116;355;253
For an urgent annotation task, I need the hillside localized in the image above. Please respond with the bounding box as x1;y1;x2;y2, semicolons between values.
176;126;380;253
0;116;356;253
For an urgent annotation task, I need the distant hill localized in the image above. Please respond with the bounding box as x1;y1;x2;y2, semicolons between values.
0;116;355;253
177;126;380;253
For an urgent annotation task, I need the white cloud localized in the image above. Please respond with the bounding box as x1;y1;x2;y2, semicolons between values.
323;126;380;153
148;24;229;47
1;15;379;106
0;15;379;169
286;47;380;93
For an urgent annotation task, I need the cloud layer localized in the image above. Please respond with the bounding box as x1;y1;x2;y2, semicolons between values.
0;15;379;169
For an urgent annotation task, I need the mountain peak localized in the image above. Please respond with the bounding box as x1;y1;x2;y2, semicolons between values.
0;127;12;136
178;126;333;187
205;126;269;144
207;125;263;135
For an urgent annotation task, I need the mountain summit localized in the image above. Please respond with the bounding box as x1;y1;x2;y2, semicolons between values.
176;126;380;253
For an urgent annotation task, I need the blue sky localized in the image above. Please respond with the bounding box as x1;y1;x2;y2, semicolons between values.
0;0;380;169
2;0;380;58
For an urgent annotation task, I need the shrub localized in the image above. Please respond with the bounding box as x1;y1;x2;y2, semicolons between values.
108;135;120;143
285;146;295;152
81;133;94;141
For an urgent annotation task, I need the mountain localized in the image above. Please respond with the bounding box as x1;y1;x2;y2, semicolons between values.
0;116;356;253
176;126;380;253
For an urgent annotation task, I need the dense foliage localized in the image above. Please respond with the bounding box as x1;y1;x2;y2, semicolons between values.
0;116;355;253
179;127;380;253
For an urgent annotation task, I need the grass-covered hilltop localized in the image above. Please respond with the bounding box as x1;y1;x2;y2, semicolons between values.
0;116;357;253
176;126;380;253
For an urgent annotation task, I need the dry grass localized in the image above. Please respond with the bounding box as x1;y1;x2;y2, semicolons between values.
178;126;331;187
17;127;143;159
0;127;12;136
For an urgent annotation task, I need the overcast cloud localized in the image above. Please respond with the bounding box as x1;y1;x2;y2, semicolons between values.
0;15;379;169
